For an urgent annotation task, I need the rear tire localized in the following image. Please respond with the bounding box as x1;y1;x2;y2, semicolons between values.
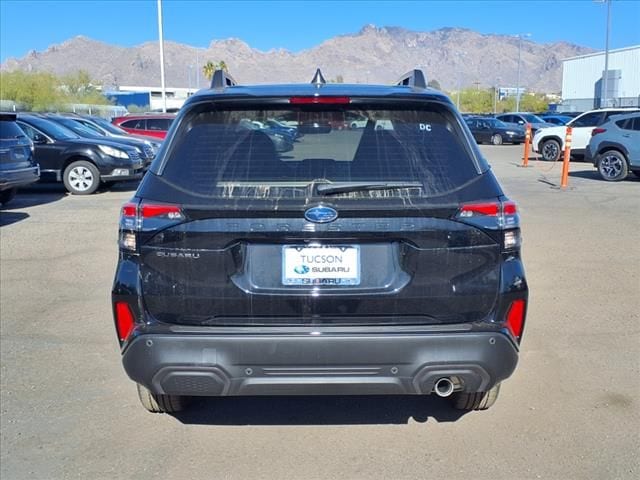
0;188;17;206
63;160;100;195
136;384;188;413
597;150;629;181
451;383;501;411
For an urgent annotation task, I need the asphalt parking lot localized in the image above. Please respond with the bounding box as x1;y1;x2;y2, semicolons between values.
1;145;638;480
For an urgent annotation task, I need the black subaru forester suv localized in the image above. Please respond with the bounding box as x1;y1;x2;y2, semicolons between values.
112;69;528;414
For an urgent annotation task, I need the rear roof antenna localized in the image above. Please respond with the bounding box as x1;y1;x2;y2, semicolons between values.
311;68;326;85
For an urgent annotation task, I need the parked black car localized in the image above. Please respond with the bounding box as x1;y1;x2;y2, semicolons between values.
0;113;40;205
64;114;162;150
17;115;144;195
112;69;528;414
45;114;156;168
465;117;525;145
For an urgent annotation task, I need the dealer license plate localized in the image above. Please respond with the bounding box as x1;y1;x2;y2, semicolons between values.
282;245;360;286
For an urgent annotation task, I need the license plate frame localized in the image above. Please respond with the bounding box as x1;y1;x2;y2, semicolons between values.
282;245;361;286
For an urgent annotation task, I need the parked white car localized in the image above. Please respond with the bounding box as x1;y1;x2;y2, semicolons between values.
532;108;640;161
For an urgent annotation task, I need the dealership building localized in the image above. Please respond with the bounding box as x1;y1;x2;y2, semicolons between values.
561;45;640;111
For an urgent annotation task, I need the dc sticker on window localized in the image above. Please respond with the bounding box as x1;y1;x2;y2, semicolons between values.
419;123;432;132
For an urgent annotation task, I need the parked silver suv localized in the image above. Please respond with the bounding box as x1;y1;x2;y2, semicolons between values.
586;112;640;181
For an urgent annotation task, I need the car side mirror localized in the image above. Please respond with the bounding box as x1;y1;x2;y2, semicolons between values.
517;120;524;125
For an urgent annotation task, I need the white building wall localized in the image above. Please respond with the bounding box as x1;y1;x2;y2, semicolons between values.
562;45;640;109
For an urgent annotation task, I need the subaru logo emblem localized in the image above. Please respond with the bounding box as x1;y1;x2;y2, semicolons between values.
304;206;338;223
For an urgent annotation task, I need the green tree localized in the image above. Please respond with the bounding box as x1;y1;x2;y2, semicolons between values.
202;60;228;80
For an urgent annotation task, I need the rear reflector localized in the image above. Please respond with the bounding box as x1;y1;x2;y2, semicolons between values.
289;96;351;105
115;302;135;342
506;299;526;340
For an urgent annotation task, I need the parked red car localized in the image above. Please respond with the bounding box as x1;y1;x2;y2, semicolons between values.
111;114;175;140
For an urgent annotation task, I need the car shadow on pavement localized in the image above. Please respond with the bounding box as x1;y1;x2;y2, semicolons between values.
569;170;640;182
173;395;468;426
0;211;29;227
1;185;66;226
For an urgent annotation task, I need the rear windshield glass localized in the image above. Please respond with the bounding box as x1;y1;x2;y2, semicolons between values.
0;120;27;140
160;105;479;199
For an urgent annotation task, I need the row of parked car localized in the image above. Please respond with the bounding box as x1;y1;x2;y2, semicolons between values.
462;108;640;181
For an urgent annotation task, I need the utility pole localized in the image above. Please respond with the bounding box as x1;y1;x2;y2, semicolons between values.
157;0;167;113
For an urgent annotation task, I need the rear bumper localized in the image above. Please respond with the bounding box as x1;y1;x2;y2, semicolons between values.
122;329;519;396
0;165;40;191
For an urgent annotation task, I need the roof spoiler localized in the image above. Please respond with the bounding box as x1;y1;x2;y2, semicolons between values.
211;69;238;89
396;69;427;89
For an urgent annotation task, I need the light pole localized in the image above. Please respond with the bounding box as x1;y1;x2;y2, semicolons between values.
515;33;531;112
157;0;167;113
601;0;612;107
188;65;193;94
494;77;500;114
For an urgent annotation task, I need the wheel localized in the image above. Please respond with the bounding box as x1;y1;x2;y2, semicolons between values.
491;134;503;145
136;384;188;413
451;383;501;411
597;150;629;181
63;160;100;195
541;139;561;162
350;122;359;129
0;188;17;205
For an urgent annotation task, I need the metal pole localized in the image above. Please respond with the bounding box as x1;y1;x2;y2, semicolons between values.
188;65;192;94
602;0;611;108
157;0;167;113
516;35;522;112
494;82;498;114
196;50;200;89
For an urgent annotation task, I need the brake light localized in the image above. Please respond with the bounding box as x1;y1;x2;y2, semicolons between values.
289;96;351;105
114;302;135;342
121;202;137;217
591;128;606;136
119;200;184;252
505;299;526;340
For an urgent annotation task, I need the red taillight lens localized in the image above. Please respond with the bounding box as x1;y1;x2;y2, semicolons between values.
140;203;183;219
459;202;500;217
591;128;606;136
289;96;351;105
503;201;517;215
121;202;137;217
506;299;526;340
115;302;135;342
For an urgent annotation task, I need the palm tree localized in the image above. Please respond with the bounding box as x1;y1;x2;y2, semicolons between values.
218;60;228;72
202;61;216;80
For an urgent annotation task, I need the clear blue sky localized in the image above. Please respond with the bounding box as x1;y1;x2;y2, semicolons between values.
1;0;639;62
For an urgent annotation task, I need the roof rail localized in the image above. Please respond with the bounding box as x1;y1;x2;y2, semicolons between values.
311;68;326;85
211;69;238;89
396;69;427;89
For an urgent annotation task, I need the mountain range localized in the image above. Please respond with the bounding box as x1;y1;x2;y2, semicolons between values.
1;25;594;92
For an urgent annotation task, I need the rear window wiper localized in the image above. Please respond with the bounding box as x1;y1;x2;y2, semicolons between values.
315;181;423;196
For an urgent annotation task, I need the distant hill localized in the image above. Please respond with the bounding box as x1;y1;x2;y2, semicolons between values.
1;25;593;92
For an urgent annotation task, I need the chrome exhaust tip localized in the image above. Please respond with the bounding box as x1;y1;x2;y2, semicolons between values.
433;377;455;397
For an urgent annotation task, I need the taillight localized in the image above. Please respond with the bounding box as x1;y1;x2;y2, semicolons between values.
457;200;520;250
591;128;606;136
505;299;526;341
119;200;185;252
289;96;351;105
114;302;135;342
140;204;183;219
